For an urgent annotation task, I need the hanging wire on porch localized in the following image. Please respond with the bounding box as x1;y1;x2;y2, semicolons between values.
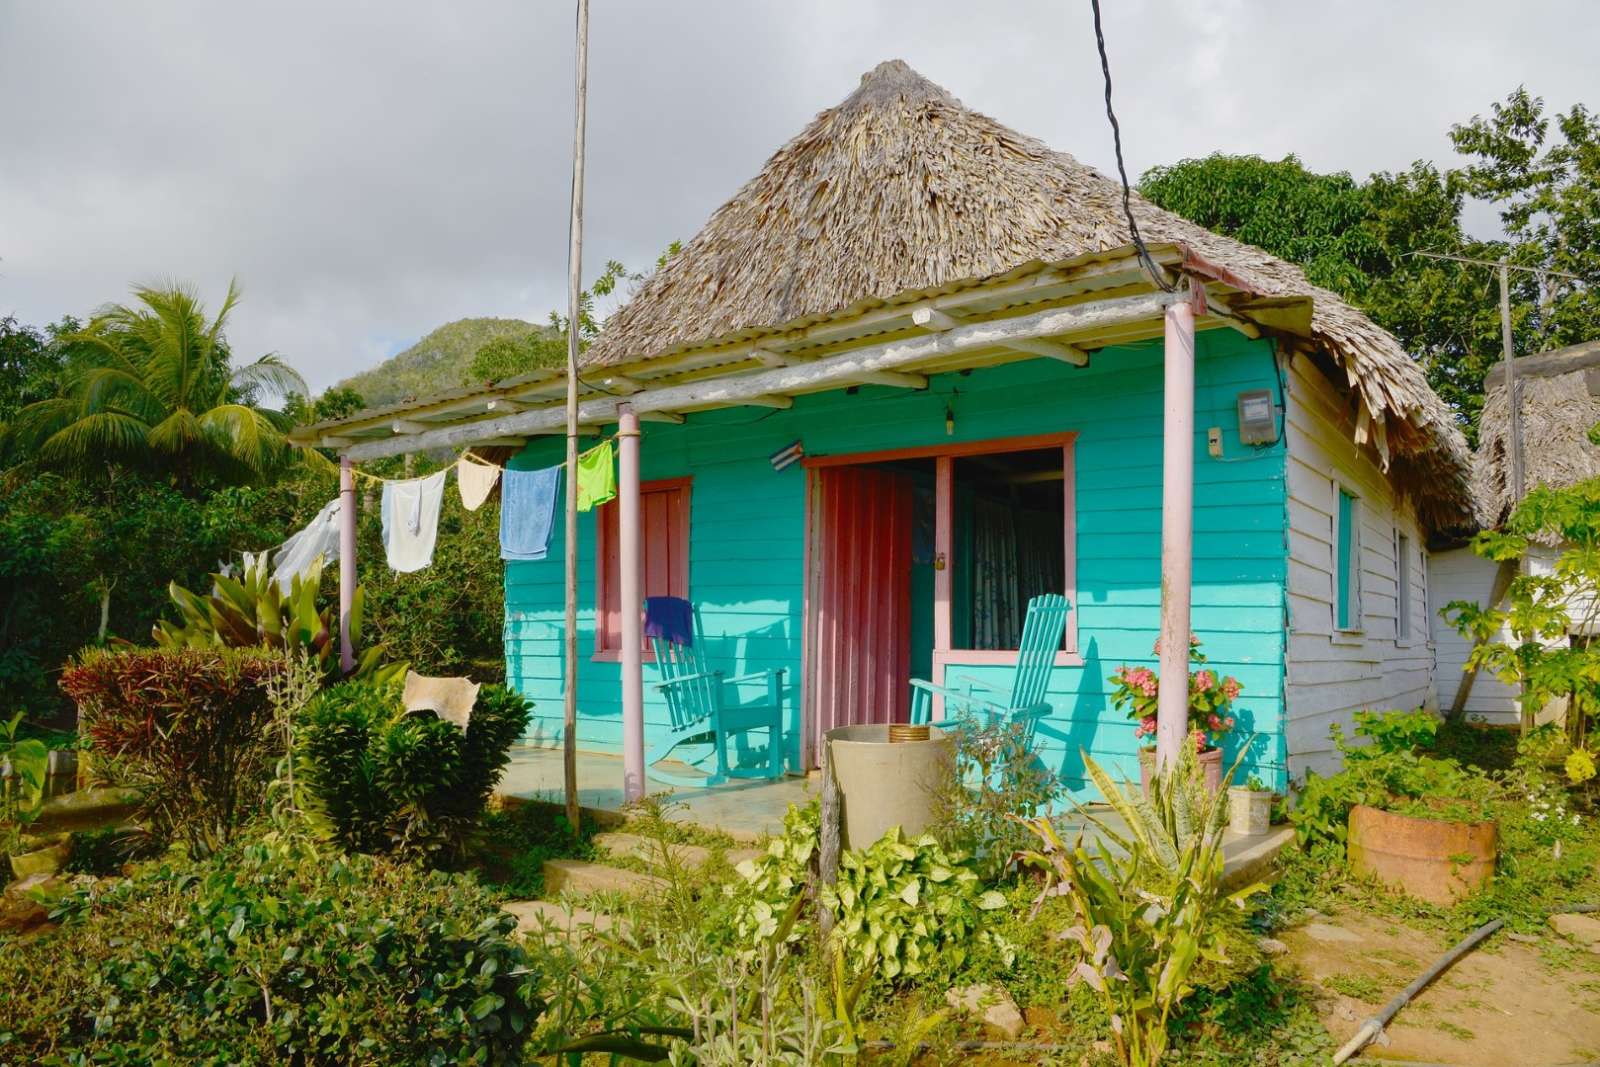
1088;0;1175;293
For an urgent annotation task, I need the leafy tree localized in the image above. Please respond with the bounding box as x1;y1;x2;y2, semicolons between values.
1141;89;1600;438
283;385;367;426
464;245;682;384
5;282;315;487
1451;88;1600;354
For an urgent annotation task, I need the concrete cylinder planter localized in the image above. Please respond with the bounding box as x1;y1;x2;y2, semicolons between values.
1346;804;1497;906
1227;787;1272;836
824;724;953;851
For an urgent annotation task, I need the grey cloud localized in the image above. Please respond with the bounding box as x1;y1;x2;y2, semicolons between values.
2;1;1594;391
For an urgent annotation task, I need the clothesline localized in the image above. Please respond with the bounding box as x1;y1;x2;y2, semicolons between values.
343;431;619;486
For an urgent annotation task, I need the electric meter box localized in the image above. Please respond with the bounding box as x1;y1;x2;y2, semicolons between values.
1236;389;1279;445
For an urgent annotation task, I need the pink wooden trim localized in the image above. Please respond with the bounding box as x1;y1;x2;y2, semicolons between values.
932;456;953;721
799;468;820;768
802;431;1079;469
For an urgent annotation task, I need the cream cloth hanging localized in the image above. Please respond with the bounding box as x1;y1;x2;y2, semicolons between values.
380;469;448;573
456;455;501;512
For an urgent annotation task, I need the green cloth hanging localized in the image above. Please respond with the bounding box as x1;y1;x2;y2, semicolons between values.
576;439;617;512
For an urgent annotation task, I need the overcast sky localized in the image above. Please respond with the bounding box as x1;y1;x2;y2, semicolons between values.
3;1;1596;393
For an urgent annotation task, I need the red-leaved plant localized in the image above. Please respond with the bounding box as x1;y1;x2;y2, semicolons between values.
61;647;285;854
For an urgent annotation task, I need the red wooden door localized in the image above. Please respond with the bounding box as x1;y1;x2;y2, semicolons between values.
805;466;914;765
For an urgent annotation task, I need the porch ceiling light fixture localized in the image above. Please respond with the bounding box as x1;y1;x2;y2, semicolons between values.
1236;388;1279;445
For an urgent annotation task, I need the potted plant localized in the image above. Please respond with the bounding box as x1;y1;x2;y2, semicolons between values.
1228;774;1273;836
2;712;58;880
1292;710;1500;906
1111;637;1241;794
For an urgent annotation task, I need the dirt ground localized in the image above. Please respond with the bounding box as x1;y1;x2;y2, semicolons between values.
1280;906;1600;1066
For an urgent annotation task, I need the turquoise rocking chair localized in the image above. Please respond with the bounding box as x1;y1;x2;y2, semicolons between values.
908;593;1071;745
644;598;786;788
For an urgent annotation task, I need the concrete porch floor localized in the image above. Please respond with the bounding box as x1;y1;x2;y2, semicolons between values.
495;745;1295;887
497;745;814;841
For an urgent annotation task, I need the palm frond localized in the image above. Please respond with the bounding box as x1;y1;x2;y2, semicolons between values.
146;408;206;455
38;411;151;465
197;403;296;475
231;353;308;400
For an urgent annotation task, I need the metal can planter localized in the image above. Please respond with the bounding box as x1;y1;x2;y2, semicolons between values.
1227;787;1272;836
1346;804;1497;906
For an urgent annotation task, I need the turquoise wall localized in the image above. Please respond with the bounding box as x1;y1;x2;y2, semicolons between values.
504;329;1290;796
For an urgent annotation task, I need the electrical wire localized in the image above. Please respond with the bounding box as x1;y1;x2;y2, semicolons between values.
1088;0;1174;293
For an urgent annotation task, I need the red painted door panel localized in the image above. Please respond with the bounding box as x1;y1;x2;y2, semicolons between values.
806;466;914;764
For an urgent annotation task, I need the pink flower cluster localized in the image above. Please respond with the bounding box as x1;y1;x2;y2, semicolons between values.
1115;664;1159;697
1134;715;1157;740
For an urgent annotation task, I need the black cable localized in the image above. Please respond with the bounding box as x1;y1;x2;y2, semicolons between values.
1088;0;1174;292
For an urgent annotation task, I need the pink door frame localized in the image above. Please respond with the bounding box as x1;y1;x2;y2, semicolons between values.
800;431;1080;763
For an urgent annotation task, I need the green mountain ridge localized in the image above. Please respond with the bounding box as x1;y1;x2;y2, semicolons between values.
337;317;550;406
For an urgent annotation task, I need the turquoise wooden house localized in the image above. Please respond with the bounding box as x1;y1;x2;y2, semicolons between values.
298;61;1475;799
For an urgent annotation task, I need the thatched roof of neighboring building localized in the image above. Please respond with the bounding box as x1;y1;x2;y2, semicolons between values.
1475;338;1600;527
584;60;1472;529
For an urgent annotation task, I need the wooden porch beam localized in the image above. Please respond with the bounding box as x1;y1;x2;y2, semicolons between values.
391;419;428;434
911;306;960;332
743;394;794;410
486;398;528;413
1007;338;1089;366
338;288;1186;460
851;370;928;389
638;410;685;424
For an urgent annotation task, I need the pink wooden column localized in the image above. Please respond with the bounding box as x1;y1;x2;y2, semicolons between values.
618;405;645;801
338;455;357;674
931;455;954;721
1156;283;1202;771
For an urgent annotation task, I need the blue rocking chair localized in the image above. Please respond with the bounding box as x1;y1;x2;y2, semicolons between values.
644;597;786;787
908;593;1071;746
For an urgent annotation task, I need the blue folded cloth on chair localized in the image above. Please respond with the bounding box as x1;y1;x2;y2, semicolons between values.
643;596;694;646
500;464;561;561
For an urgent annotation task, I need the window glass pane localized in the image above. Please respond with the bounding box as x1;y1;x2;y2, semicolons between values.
1336;489;1356;629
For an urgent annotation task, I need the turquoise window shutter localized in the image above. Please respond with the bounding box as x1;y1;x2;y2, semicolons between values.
1336;489;1356;629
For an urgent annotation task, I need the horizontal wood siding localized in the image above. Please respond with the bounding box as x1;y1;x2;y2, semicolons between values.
504;329;1289;796
1283;355;1435;778
1427;547;1521;724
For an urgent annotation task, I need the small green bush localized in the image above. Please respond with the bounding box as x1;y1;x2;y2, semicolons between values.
1290;709;1500;848
60;647;286;854
0;846;541;1065
821;827;1006;983
297;680;533;859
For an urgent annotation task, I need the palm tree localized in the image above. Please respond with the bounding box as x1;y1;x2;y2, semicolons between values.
5;281;319;485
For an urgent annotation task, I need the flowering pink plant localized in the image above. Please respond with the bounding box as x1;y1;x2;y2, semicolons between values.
1110;636;1241;752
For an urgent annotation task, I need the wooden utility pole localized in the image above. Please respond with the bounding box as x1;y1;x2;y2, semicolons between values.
1499;258;1524;505
561;0;590;831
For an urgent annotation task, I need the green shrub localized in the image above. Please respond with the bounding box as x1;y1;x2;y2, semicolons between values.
931;715;1060;880
297;680;533;859
724;800;820;946
60;647;285;854
0;846;541;1064
1290;709;1500;848
820;827;1006;983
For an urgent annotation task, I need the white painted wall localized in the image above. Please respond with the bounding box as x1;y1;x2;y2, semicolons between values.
1283;354;1436;779
1428;547;1521;725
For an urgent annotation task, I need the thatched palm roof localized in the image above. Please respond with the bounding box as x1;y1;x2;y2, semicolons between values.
1475;339;1600;526
586;60;1472;530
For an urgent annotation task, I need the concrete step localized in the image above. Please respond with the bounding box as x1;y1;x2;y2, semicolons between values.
594;831;764;871
542;858;667;897
1221;824;1296;892
504;898;618;939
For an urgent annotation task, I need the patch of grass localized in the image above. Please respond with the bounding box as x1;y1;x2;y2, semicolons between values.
469;799;596;898
1321;972;1384;1001
1166;966;1334;1065
1435;1019;1476;1041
